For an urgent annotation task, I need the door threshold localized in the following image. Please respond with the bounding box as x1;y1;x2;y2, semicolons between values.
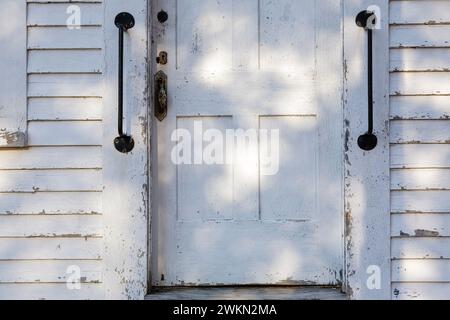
146;286;347;300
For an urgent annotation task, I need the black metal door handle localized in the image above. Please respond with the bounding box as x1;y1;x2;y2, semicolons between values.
356;10;377;151
114;12;135;154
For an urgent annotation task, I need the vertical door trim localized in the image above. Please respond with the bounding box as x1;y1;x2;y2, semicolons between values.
102;0;150;299
343;0;391;299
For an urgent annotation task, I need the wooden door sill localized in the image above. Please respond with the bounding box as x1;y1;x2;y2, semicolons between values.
145;286;347;300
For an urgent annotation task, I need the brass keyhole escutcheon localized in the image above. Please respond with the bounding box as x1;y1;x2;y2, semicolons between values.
156;51;168;65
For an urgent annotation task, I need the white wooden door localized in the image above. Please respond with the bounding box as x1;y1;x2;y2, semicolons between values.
152;0;343;286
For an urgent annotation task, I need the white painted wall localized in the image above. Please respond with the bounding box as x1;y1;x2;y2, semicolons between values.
389;0;450;300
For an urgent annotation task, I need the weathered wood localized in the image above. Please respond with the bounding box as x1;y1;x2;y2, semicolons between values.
344;0;391;300
393;283;450;300
28;50;102;74
392;213;450;237
28;97;103;121
390;25;450;48
27;2;102;26
0;214;102;238
391;169;450;191
390;120;450;144
0;169;102;193
390;95;450;120
0;0;27;148
0;260;102;284
392;259;450;282
102;0;149;300
28;26;102;49
0;283;103;300
0;238;102;260
392;238;450;259
147;287;346;301
390;0;450;25
28;121;102;146
391;190;450;213
390;144;450;169
28;74;102;97
0;147;102;169
0;192;102;215
391;72;450;95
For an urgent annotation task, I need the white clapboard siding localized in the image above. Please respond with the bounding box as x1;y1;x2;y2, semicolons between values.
392;260;450;282
0;192;102;215
390;25;450;48
391;190;450;213
392;238;450;259
0;260;102;283
390;144;450;168
0;283;103;300
390;96;450;120
393;283;450;300
0;0;105;300
391;72;450;95
0;238;102;260
390;48;450;72
392;213;450;237
28;50;102;74
28;74;102;97
0;147;102;170
28;98;103;121
28;26;102;49
28;121;102;146
390;120;450;144
390;0;450;25
0;169;102;193
391;169;450;190
27;2;102;26
0;215;102;238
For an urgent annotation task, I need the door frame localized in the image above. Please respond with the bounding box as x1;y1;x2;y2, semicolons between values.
102;0;390;300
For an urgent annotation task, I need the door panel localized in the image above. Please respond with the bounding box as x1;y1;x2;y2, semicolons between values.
152;0;343;286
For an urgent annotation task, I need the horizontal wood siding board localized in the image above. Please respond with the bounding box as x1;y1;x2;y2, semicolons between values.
390;25;450;48
392;213;450;237
0;238;102;260
0;169;102;193
390;48;450;72
390;144;450;169
390;0;450;25
390;72;450;95
28;26;102;50
390;95;450;120
0;260;102;284
28;50;102;74
27;121;103;146
27;2;102;26
390;120;450;144
28;97;103;121
28;74;102;98
0;283;103;300
0;215;102;238
391;190;450;213
0;147;102;170
0;192;102;215
391;169;450;191
392;259;450;282
393;283;450;300
392;238;450;259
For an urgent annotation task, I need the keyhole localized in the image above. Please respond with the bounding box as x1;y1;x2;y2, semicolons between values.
157;10;168;23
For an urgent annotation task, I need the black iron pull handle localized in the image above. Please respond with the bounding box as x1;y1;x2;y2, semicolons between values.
356;10;377;151
114;12;135;154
